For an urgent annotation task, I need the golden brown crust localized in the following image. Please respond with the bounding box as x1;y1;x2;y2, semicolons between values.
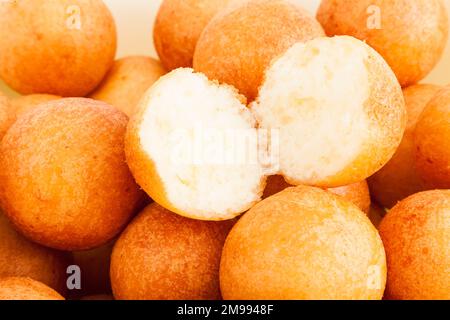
110;203;235;300
89;56;166;117
154;0;239;70
0;277;65;300
221;185;386;300
369;84;442;208
263;175;371;214
0;213;70;295
0;98;143;250
317;0;449;87
414;86;450;189
0;0;117;96
379;190;450;300
193;0;324;101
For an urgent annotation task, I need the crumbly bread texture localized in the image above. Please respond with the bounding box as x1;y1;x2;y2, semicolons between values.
125;68;266;221
220;185;387;300
317;0;449;87
252;36;406;187
380;190;450;300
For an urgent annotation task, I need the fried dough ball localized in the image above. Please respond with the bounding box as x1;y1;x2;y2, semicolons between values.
0;213;69;294
110;203;235;300
0;98;142;250
263;175;371;214
153;0;241;70
220;186;387;300
0;92;11;138
317;0;449;87
0;277;64;300
379;190;450;300
11;94;61;122
125;68;266;221
252;36;406;187
369;84;442;208
89;56;166;117
193;0;325;101
0;0;117;96
414;86;450;189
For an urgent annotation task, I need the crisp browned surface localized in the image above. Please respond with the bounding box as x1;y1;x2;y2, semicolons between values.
369;84;442;208
317;0;449;87
0;277;65;300
193;0;324;101
0;98;143;250
111;203;235;300
0;0;116;96
0;213;70;295
89;56;166;117
414;86;450;189
263;175;371;214
221;186;386;300
154;0;239;70
379;190;450;300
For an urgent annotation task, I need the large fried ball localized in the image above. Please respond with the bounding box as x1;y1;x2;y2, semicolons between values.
0;0;116;96
317;0;449;87
125;68;266;221
220;186;386;300
263;175;371;214
379;190;450;300
193;0;325;101
0;213;69;295
10;94;61;123
110;203;235;300
0;98;142;250
414;86;450;189
369;84;442;208
89;56;166;117
252;36;406;188
153;0;241;71
0;277;64;300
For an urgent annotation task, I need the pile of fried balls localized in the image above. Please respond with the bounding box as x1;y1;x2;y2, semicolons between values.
0;0;449;301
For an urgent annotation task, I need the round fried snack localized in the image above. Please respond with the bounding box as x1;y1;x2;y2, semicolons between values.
0;92;11;138
110;203;235;300
379;190;450;300
11;94;61;122
193;0;325;101
220;186;387;300
369;84;442;208
0;277;64;300
89;56;166;117
0;98;143;250
0;0;116;96
263;175;371;214
125;68;266;221
252;36;406;188
414;86;450;189
317;0;449;87
0;213;69;295
153;0;241;70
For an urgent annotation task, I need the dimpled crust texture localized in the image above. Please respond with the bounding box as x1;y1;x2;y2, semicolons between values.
220;186;387;300
379;190;450;300
263;175;371;214
0;0;117;96
89;56;166;117
0;277;64;300
0;213;69;295
0;98;143;251
414;86;450;189
369;84;442;208
252;36;406;188
125;68;266;221
317;0;449;87
193;0;325;101
111;203;235;300
153;0;241;71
